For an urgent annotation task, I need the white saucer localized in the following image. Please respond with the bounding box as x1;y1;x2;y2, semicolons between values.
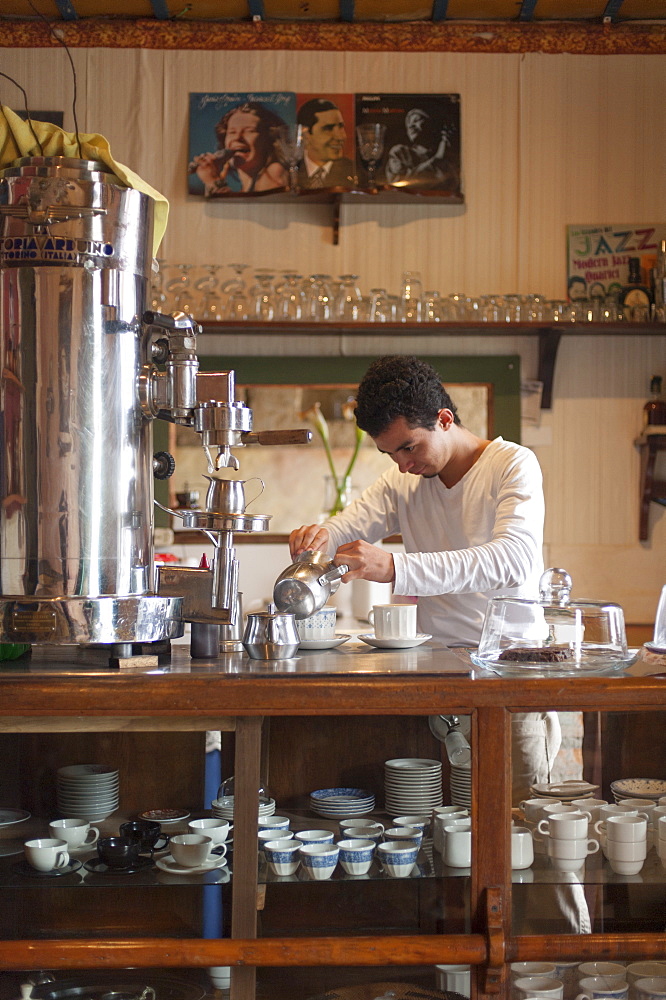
155;853;228;875
358;633;432;650
298;634;351;651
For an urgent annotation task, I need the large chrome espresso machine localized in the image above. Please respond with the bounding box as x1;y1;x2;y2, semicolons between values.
0;156;306;660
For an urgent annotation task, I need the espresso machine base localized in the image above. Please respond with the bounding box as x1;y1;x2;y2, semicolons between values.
0;595;184;645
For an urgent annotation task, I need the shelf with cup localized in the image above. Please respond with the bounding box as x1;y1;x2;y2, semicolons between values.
197;319;664;409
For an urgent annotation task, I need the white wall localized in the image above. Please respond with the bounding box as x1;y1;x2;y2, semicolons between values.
3;46;666;621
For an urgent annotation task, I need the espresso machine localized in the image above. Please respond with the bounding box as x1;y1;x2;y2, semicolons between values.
0;155;308;661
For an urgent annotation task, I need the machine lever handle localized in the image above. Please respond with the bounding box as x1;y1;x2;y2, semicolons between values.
241;429;313;446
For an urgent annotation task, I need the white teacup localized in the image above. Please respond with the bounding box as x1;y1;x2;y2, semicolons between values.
337;838;376;876
258;815;290;832
572;797;608;823
635;978;666;1000
384;825;423;847
169;833;217;867
514;976;563;998
299;842;339;880
368;603;417;639
605;839;647;862
24;838;70;872
579;976;629;998
547;836;599;859
340;819;383;836
436;965;471;997
511;963;557;981
188;818;232;844
443;826;471;868
297;829;335;845
393;814;429;832
628;965;666;986
619;798;655;820
519;797;562;822
296;605;336;642
537;810;591;840
263;837;303;876
598;803;639;822
49;818;99;850
578;963;628;983
604;814;648;842
376;840;419;877
511;826;534;869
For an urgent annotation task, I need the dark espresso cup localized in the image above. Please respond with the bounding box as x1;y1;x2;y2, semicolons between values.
97;835;142;869
119;820;169;854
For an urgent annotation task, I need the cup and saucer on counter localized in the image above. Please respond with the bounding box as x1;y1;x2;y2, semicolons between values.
296;605;350;651
155;833;229;874
358;603;431;649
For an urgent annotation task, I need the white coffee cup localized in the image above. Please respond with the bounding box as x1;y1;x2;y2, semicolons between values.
511;826;534;869
519;797;561;822
598;803;639;823
368;603;417;639
537;810;590;840
49;818;99;849
572;797;608;823
296;605;336;642
436;965;471;997
579;976;628;998
169;833;217;867
547;836;599;859
511;963;557;981
635;978;666;1000
605;839;647;862
444;826;471;868
514;976;563;998
188;818;232;844
628;965;666;986
24;837;70;872
578;963;628;984
604;814;648;842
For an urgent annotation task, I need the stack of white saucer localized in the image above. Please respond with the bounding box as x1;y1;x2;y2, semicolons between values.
450;762;472;809
211;795;276;821
56;764;119;822
384;757;442;817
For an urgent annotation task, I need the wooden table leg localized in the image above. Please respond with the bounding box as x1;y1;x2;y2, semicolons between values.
230;715;263;1000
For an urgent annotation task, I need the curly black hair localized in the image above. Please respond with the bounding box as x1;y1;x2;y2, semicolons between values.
354;355;461;438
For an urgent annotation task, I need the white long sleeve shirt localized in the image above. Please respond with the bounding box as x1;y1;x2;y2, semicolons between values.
323;437;545;645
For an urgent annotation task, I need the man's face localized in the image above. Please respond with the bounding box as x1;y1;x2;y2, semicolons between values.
373;413;454;479
406;112;428;144
305;108;346;166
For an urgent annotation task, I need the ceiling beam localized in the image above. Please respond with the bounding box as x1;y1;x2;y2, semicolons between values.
340;0;355;21
431;0;449;21
54;0;78;18
602;0;626;19
518;0;538;20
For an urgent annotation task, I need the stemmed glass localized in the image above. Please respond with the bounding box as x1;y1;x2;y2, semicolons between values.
223;263;249;322
401;270;423;322
279;124;306;194
278;273;305;321
336;274;363;321
356;123;387;189
250;270;277;321
193;264;222;321
165;263;194;315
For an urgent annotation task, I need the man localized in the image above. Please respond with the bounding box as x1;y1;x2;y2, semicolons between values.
296;98;355;189
290;355;590;933
385;107;457;189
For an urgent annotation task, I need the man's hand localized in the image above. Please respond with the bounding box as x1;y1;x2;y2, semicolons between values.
334;540;395;583
289;524;330;560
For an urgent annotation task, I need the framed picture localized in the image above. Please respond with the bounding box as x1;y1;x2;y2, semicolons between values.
188;92;295;197
295;93;356;189
355;93;462;197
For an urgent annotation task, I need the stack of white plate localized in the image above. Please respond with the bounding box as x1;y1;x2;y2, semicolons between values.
610;777;666;804
529;780;599;801
56;764;119;822
450;763;472;809
309;787;375;819
384;757;443;817
211;795;276;820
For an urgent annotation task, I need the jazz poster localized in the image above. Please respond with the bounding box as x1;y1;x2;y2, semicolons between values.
567;223;666;301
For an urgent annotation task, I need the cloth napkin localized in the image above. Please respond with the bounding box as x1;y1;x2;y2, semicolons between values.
0;105;168;256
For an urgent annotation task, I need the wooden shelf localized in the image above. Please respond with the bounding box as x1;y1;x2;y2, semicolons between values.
198;320;665;409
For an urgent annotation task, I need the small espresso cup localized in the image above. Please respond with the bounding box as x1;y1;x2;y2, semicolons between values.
97;835;142;870
634;978;666;1000
578;976;628;999
169;833;217;867
578;963;627;984
296;606;336;642
49;818;99;850
604;814;648;842
368;603;417;639
537;810;590;840
24;838;70;872
120;819;169;853
514;976;563;999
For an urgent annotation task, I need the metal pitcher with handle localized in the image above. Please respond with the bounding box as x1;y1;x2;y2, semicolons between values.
273;550;349;619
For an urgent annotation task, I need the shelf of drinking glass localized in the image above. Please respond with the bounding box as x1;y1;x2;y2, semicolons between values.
197;320;664;410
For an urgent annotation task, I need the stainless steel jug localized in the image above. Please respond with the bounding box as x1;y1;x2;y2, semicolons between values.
204;475;264;514
0;156;181;644
273;550;349;619
242;607;300;659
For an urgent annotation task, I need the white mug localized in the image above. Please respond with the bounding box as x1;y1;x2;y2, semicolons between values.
511;826;535;869
24;837;70;872
368;603;417;639
48;818;99;849
188;818;232;844
538;810;591;840
519;797;561;822
604;814;648;842
443;826;471;868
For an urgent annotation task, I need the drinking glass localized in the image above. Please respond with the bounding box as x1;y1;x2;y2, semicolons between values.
307;274;334;321
336;274;363;321
165;263;194;315
279;123;306;193
278;272;305;321
424;291;443;322
223;263;249;321
149;258;168;313
369;288;390;322
524;294;546;322
193;264;222;321
503;294;522;322
449;292;470;320
401;270;423;322
250;271;277;322
355;123;387;187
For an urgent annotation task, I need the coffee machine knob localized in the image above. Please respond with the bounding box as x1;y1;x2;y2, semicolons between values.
153;451;176;479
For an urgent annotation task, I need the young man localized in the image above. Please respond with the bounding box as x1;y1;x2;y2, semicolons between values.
296;98;355;189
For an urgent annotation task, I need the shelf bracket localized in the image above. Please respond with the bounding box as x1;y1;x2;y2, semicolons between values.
537;326;562;409
482;886;505;993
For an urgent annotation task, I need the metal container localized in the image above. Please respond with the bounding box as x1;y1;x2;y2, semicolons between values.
273;550;349;619
242;609;300;659
0;156;182;644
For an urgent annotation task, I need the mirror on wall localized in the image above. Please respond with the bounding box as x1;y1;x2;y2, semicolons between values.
169;380;491;534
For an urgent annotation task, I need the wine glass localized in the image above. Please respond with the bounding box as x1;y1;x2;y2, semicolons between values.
223;263;249;321
356;123;387;188
250;271;277;322
401;270;423;322
279;123;305;194
336;274;363;321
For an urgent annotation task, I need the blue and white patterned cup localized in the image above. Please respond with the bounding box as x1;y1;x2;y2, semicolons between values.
263;837;303;876
337;838;375;875
296;606;336;642
299;843;339;880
